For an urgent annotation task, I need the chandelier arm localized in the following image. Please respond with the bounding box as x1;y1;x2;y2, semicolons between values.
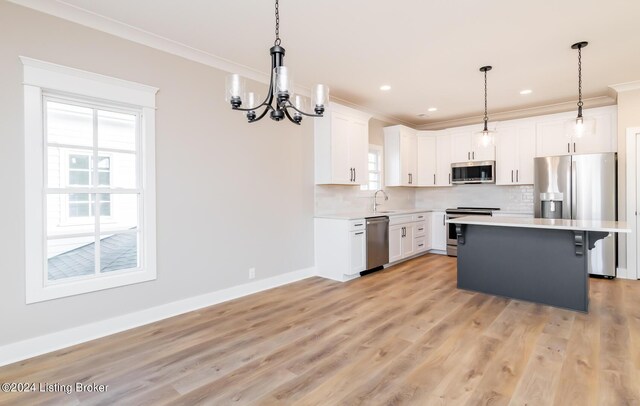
283;107;301;125
283;100;323;118
248;104;274;123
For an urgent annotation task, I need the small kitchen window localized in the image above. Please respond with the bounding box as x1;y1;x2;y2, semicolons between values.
361;145;384;191
22;57;158;303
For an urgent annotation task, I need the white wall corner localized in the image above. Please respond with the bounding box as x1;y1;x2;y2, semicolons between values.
0;266;317;367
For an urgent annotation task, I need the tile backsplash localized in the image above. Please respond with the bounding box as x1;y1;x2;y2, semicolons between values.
314;185;415;215
315;184;534;214
415;184;534;212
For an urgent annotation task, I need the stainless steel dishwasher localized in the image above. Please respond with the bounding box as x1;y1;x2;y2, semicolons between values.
365;216;389;270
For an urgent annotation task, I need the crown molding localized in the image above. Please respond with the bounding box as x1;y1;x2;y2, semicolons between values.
609;80;640;93
8;0;407;126
415;95;616;131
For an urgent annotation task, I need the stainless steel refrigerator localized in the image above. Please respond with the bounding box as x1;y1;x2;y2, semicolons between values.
534;153;617;277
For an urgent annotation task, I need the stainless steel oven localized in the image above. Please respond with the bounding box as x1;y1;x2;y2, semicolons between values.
445;207;498;256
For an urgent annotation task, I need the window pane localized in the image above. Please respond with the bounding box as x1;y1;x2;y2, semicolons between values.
99;172;111;186
98;157;111;169
368;162;376;171
100;233;139;273
369;181;378;190
100;194;138;232
47;236;95;281
46;101;93;147
69;171;90;186
69;155;90;169
370;173;379;181
47;194;95;237
98;110;137;151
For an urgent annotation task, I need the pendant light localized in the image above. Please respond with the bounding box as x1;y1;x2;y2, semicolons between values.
569;41;594;138
478;66;495;147
225;0;329;125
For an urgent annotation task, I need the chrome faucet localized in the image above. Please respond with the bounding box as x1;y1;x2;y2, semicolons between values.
373;190;389;213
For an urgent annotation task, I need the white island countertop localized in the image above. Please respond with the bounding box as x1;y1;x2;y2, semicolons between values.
447;215;631;233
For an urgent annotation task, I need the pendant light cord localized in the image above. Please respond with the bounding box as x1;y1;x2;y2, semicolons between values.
483;69;489;130
577;45;583;109
274;0;281;46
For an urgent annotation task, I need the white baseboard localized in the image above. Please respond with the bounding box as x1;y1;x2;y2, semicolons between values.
0;266;315;367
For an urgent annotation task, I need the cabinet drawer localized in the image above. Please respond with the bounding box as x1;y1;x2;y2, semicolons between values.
413;212;428;222
415;237;427;252
389;215;413;226
350;219;366;231
415;221;427;237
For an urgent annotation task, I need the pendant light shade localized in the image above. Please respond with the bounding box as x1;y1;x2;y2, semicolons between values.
567;41;595;138
477;66;495;148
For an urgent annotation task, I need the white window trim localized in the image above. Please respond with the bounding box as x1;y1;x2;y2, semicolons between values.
22;56;159;304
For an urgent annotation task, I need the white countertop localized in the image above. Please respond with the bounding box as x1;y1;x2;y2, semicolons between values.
315;208;445;220
447;215;631;233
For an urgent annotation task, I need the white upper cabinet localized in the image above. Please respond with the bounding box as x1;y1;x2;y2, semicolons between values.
417;133;437;186
535;106;617;157
415;131;452;187
314;103;371;185
385;125;418;186
435;132;453;186
450;125;495;163
495;121;536;185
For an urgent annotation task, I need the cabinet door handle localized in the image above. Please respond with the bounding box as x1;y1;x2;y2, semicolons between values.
418;244;424;247
511;170;514;182
433;174;436;185
473;151;475;160
573;142;576;153
468;152;470;160
418;228;424;231
516;170;519;182
448;173;451;184
354;168;356;182
355;232;364;235
349;168;353;182
567;143;570;153
354;223;363;227
443;216;445;226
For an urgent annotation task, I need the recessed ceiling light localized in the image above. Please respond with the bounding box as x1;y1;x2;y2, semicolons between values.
520;89;533;95
427;107;438;112
379;85;391;91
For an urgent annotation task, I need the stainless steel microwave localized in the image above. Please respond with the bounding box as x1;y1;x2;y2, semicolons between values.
451;161;495;184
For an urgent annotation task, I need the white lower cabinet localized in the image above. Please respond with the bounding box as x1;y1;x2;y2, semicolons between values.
431;211;447;251
315;218;366;282
388;212;432;263
349;229;367;275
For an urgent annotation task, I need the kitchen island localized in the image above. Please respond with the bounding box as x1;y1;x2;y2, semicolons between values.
447;216;631;312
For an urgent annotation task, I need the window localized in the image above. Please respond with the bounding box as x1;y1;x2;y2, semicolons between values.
360;145;383;191
22;57;158;303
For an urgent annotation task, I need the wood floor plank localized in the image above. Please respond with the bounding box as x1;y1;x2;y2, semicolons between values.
0;253;639;405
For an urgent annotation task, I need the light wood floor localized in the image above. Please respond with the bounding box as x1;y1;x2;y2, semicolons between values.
1;254;639;405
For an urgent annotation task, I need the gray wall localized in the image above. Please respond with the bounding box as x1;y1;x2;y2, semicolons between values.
0;2;315;346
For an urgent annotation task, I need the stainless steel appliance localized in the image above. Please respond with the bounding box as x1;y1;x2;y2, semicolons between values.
534;153;617;277
365;216;389;270
451;161;496;184
445;207;499;256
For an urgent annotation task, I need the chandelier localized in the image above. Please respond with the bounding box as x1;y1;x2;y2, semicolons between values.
225;0;329;124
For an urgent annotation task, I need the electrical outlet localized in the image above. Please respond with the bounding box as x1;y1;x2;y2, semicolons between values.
249;268;256;280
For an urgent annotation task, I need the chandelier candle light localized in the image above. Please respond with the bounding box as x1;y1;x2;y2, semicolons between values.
478;65;495;147
225;0;329;125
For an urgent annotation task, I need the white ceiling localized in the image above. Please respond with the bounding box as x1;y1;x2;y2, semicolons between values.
17;0;640;126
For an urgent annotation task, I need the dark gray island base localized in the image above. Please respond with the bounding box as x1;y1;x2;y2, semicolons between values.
455;224;610;312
